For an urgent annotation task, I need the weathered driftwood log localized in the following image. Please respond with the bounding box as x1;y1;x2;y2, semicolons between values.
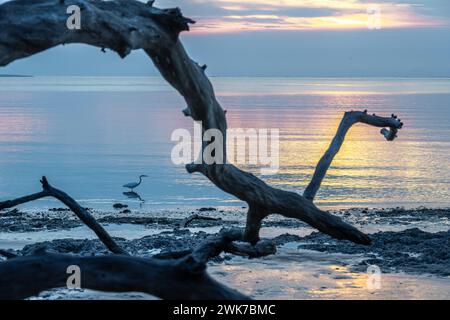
188;228;276;263
0;228;254;300
0;0;403;245
0;0;194;65
0;249;249;300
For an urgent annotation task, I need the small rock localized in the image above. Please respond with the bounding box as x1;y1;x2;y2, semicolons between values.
113;203;128;209
121;209;131;214
198;207;217;212
49;208;70;212
0;208;21;217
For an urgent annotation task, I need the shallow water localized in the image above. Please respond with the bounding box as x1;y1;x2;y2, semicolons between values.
0;77;449;210
0;223;167;250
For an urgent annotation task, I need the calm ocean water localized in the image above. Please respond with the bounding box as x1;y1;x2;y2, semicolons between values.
0;77;449;210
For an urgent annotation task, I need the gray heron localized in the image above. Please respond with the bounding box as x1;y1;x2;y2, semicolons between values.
123;175;148;191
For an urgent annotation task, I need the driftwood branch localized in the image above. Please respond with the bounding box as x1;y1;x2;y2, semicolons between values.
0;176;127;255
179;214;221;228
0;0;193;66
154;228;276;261
303;111;404;201
190;229;258;263
0;250;248;300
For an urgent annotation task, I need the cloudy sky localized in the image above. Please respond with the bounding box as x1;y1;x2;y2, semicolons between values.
1;0;450;76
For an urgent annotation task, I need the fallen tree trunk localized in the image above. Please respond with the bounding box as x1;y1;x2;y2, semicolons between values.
0;249;249;300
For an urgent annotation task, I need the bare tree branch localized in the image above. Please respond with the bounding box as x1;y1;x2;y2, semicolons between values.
154;228;276;261
0;0;193;66
0;191;48;210
0;176;127;255
179;214;221;228
303;111;404;201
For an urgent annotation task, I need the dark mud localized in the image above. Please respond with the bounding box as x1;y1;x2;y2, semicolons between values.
355;207;449;224
0;207;304;233
19;229;206;258
299;228;450;277
0;212;80;232
0;209;232;233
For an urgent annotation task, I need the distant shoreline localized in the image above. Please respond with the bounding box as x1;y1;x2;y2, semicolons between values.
0;74;32;77
1;75;450;79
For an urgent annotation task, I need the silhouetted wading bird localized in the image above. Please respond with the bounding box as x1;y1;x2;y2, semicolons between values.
123;175;148;191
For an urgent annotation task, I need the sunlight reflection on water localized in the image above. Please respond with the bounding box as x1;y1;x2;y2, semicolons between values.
0;77;449;210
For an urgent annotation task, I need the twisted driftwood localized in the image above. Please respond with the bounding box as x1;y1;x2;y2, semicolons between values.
0;230;251;300
0;0;404;299
0;248;250;300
